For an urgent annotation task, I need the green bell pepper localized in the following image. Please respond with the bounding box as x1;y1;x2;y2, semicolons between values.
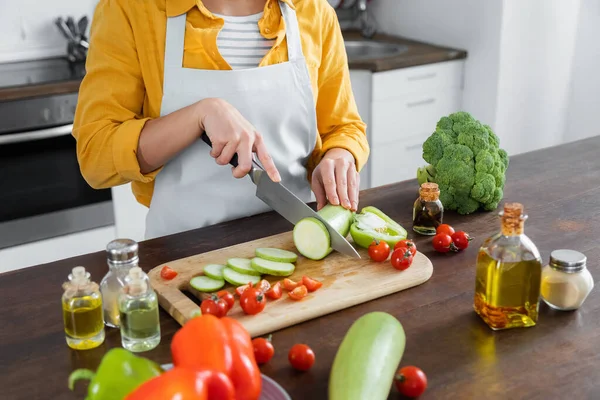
68;347;163;400
349;206;407;249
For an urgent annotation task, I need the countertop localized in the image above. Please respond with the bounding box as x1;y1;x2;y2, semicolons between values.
2;136;600;399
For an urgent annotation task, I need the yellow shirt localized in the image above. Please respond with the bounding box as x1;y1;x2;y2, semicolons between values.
73;0;369;207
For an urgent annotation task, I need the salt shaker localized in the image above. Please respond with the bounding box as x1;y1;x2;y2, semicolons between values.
541;249;594;311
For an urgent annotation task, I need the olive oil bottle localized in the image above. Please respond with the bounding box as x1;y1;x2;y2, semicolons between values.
474;203;543;330
62;266;105;350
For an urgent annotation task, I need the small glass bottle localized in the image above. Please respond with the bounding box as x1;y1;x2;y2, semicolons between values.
474;203;543;330
118;266;161;352
62;266;105;350
412;182;443;235
541;249;594;311
100;239;139;328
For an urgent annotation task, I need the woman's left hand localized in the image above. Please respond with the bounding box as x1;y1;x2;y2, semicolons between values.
311;148;359;212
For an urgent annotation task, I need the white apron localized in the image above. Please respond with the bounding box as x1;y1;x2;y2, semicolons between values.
145;1;317;240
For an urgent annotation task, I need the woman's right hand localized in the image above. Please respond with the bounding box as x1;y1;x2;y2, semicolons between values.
197;98;281;182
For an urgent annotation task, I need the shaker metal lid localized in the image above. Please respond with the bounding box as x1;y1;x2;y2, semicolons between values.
106;238;139;263
549;249;586;272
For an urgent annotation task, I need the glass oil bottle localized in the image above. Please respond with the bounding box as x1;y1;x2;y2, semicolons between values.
100;239;139;328
62;266;105;350
118;266;161;352
474;202;543;330
412;182;444;235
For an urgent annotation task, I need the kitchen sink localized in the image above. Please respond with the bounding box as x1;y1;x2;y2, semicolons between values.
344;40;409;61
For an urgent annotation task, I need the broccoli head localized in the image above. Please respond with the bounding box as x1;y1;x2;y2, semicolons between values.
416;111;509;214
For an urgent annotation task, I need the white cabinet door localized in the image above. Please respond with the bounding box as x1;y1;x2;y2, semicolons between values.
349;69;373;190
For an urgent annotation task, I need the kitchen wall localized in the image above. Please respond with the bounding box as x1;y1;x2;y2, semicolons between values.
0;0;98;63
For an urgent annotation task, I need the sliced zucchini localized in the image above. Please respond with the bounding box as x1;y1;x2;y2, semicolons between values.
222;267;262;287
226;257;261;276
255;247;298;263
251;257;295;276
203;264;226;280
189;276;225;292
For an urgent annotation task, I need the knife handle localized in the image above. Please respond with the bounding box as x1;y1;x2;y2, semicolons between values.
200;132;239;168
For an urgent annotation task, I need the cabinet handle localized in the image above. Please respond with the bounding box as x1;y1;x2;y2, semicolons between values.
405;143;423;151
406;98;436;108
407;72;437;81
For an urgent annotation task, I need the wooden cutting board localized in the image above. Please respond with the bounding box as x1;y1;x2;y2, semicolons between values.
148;231;433;338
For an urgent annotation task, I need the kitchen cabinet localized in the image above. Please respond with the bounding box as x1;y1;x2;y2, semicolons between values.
350;59;465;188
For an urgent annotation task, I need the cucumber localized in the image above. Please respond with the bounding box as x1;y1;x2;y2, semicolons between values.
226;258;261;276
251;257;295;276
222;267;262;286
293;204;353;260
203;264;226;280
255;247;298;263
189;276;225;292
329;312;406;400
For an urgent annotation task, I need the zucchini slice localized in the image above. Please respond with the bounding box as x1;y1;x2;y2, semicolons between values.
251;257;295;276
222;267;262;287
203;264;226;280
255;247;298;263
189;276;225;292
226;258;261;276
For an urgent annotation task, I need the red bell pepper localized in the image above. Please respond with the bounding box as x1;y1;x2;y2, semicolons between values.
171;314;262;400
125;366;235;400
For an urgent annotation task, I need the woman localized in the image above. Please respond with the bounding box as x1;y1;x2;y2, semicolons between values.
73;0;369;240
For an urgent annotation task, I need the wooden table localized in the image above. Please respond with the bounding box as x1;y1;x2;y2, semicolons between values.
2;137;600;400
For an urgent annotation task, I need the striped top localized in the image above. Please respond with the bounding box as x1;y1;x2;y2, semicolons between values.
214;12;276;69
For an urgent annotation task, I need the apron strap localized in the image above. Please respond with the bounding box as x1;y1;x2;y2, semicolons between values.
278;1;304;62
164;14;186;71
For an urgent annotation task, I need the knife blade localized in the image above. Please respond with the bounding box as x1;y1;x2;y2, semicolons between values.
200;133;360;259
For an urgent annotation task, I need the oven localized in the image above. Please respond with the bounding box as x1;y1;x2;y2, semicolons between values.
0;58;114;250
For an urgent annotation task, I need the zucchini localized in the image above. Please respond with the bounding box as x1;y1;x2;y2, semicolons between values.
189;276;225;292
251;257;295;276
226;258;261;276
255;247;298;263
222;267;262;286
203;264;226;280
293;204;353;260
329;312;406;400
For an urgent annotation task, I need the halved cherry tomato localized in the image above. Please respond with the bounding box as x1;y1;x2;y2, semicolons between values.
394;366;428;397
235;283;252;297
368;239;390;262
451;231;473;250
288;344;315;371
257;279;271;293
216;290;235;311
390;248;413;271
302;276;322;292
394;239;417;256
436;224;455;236
160;265;178;280
265;281;283;300
432;233;458;253
240;287;266;315
201;295;229;318
252;334;275;365
283;278;300;291
288;285;308;301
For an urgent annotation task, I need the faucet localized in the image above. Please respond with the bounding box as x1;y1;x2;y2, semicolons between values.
356;0;376;38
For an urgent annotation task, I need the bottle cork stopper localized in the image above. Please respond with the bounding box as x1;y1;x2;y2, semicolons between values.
419;182;440;201
129;267;143;280
126;267;147;296
501;202;526;235
72;266;86;278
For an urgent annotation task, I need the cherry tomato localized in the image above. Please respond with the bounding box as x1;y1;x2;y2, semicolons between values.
160;265;178;280
451;231;473;250
265;281;283;300
288;344;315;371
390;248;414;271
394;366;428;398
283;278;300;291
394;239;417;256
235;283;252;297
240;287;266;315
252;335;275;365
257;279;271;293
216;290;235;311
288;285;308;301
368;239;390;262
201;296;229;318
302;276;323;292
432;233;458;253
436;224;455;236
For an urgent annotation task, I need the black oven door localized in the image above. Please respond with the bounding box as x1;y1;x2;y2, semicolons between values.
0;123;114;249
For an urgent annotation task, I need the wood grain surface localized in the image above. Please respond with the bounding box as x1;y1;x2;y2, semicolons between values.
1;137;600;400
148;231;433;337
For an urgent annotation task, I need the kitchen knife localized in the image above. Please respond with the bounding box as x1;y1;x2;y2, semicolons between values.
200;133;360;259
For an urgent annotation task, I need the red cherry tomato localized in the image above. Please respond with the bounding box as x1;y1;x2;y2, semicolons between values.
390;248;414;271
288;344;315;371
160;265;178;280
302;276;323;292
252;335;275;365
200;296;229;318
432;233;457;253
256;279;271;293
240;287;266;315
394;366;428;398
451;231;473;250
368;239;390;262
235;283;252;297
265;281;282;300
394;239;417;256
288;285;308;301
283;278;300;291
436;224;455;236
